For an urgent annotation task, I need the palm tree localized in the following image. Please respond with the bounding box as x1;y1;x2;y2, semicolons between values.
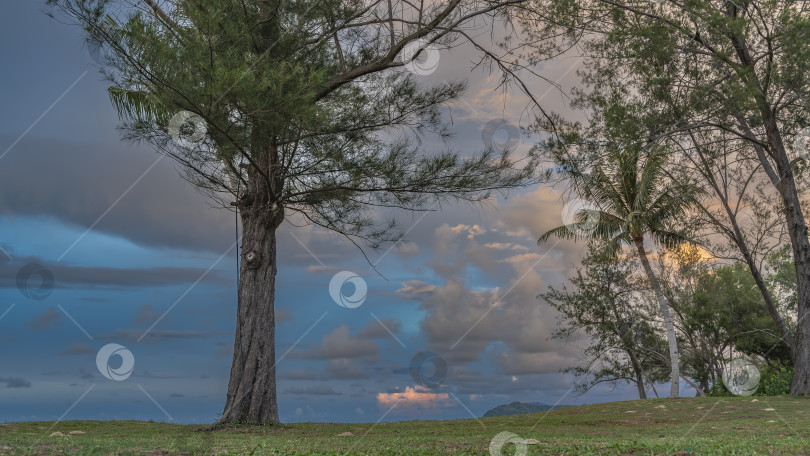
540;145;698;399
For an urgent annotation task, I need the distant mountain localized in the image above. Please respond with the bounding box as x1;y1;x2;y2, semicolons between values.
482;401;572;418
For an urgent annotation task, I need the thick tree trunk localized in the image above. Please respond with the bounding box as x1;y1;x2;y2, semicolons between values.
730;42;810;393
773;150;810;395
723;25;810;395
634;238;680;399
218;142;284;425
783;182;810;395
219;205;280;423
758;111;810;395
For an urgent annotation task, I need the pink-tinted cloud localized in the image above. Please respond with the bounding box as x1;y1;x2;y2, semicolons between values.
376;385;452;412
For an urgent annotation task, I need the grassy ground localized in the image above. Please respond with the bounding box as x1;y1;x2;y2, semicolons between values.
1;396;809;455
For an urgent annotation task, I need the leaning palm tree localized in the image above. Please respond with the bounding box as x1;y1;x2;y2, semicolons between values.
540;145;698;399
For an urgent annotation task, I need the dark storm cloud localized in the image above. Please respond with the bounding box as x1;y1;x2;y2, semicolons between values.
0;256;232;290
0;136;235;253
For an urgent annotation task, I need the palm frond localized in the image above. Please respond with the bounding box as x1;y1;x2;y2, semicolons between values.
108;87;170;124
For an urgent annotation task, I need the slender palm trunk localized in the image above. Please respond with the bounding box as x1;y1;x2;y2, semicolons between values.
634;238;680;399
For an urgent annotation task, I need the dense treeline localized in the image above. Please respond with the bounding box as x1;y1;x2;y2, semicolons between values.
525;0;810;398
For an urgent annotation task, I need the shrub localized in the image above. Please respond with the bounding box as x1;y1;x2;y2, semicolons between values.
755;366;793;396
708;366;793;397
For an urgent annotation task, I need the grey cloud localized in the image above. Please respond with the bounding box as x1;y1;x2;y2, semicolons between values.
357;318;401;339
280;368;319;380
391;203;584;390
59;343;96;356
132;304;159;325
323;358;371;380
395;280;436;300
0;257;233;291
78;368;95;379
495;351;576;376
216;341;234;356
98;329;229;343
28;308;62;330
276;307;293;324
139;370;182;379
412;274;579;375
0;136;235;254
415;277;501;363
0;377;32;388
283;385;342;396
498;185;587;279
295;325;380;360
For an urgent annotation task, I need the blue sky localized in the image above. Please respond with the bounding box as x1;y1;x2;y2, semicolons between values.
0;1;652;424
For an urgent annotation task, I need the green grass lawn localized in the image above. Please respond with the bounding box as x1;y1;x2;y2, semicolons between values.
1;396;809;455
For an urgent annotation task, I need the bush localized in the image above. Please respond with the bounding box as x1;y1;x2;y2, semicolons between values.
756;366;793;396
708;366;793;397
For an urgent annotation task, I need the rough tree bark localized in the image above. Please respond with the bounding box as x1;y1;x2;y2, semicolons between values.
750;107;810;394
220;147;285;423
777;167;810;395
634;238;680;399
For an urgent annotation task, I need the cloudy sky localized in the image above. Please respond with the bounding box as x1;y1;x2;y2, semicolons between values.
0;1;648;424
